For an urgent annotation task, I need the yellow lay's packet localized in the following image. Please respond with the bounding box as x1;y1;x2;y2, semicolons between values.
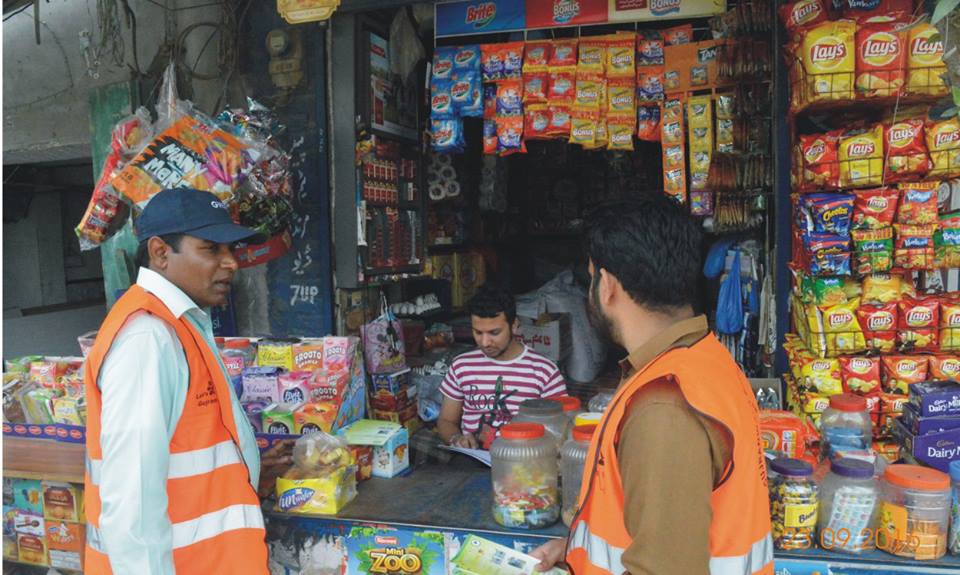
926;117;960;179
906;23;947;96
839;125;883;188
801;20;856;104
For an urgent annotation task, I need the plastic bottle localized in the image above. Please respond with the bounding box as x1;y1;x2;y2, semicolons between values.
878;464;951;560
820;394;872;461
490;423;559;529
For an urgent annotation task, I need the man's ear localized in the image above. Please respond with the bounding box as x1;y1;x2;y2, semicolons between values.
147;236;169;271
599;268;618;306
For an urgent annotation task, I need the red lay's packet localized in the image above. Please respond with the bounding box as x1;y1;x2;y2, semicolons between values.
898;294;940;352
882;354;928;394
857;302;898;353
884;120;931;182
855;23;907;98
840;355;881;394
852;187;898;230
799;132;840;190
929;354;960;380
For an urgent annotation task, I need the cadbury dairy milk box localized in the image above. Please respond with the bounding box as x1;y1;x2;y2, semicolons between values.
908;380;960;418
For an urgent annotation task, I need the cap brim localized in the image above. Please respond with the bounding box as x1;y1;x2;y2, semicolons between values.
187;223;267;246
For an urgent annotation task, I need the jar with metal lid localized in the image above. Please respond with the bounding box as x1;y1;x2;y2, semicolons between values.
560;425;595;526
818;458;879;554
490;423;559;529
769;458;819;550
878;464;952;560
949;460;960;555
511;399;568;451
821;394;872;461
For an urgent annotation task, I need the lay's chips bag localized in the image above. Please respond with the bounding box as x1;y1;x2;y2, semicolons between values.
800;20;856;104
906;23;947;96
839;125;883;188
855;23;906;98
926;117;960;179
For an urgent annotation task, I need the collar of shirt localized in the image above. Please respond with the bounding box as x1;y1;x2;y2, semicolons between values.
136;267;206;321
619;315;710;381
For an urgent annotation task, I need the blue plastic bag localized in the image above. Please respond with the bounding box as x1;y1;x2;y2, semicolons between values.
716;249;744;335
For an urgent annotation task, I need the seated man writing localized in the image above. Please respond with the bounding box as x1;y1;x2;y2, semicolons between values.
438;285;568;449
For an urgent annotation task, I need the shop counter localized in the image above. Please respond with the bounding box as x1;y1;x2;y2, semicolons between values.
776;547;960;574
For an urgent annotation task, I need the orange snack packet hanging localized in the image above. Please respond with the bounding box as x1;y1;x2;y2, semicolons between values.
929;354;960;380
882;354;928;394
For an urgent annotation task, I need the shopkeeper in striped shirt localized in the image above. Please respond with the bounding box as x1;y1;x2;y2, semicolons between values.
438;285;568;449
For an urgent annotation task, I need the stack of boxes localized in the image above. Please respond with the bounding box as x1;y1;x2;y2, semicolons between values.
893;381;960;472
370;368;421;437
3;478;85;570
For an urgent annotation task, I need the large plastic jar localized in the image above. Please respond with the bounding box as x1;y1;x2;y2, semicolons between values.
820;394;872;461
769;458;818;550
560;425;594;527
878;464;951;560
949;460;960;555
511;399;568;451
818;458;879;554
490;423;559;529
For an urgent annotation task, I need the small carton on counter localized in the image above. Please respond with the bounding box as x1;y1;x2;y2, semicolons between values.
370;383;417;411
891;418;960;472
46;520;84;570
452;534;569;575
908;380;960;417
42;482;79;522
241;367;281;404
370;368;411;395
275;465;357;515
349;446;373;481
256;339;297;371
262;403;302;435
292;341;325;371
294;402;339;435
339;419;409;478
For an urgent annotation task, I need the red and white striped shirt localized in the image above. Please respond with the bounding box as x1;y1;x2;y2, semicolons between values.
440;346;567;434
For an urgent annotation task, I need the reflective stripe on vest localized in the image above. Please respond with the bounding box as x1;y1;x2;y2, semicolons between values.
86;440;243;486
709;533;773;575
87;503;264;553
568;520;625;575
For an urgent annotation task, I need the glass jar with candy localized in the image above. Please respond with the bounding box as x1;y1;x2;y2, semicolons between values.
769;458;819;550
820;394;872;461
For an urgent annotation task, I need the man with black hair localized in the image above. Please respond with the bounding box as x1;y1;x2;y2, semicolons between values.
532;194;773;575
437;285;567;449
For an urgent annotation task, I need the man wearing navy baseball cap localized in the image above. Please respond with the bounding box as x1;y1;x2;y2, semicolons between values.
82;189;290;574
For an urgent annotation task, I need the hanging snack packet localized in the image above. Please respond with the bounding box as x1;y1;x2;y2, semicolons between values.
431;79;455;118
896;181;938;225
717;118;735;153
574;74;603;112
592;118;609;149
548;71;576;106
882;355;928;394
432;47;456;81
799;132;840;190
637;31;665;67
606;35;636;79
607;78;636;119
779;0;829;35
483;119;498;155
664;166;687;202
862;272;903;304
690;149;712;191
929;354;960;380
800;357;843;395
894;223;937;269
801;193;854;235
800;20;856;103
502;42;524;79
853;227;894;274
839;125;884;188
546;105;572;138
523;41;552;72
636;67;665;102
690;192;714;217
577;38;606;75
884;119;931;182
852;187;898;230
855;23;906;98
549;39;578;70
940;296;960;351
804;232;852;276
431;118;464;153
483;84;498;119
906;23;947;96
926;117;960;178
569;110;598;148
496;80;523;116
636;105;661;142
840;356;881;395
481;44;505;82
451;72;478;110
857;302;898;352
663;24;694;46
523;72;549;104
607;118;635;151
820;299;866;356
935;212;960;268
664;145;685;170
496;115;523;154
899;294;940;352
453;45;481;72
523;105;551;140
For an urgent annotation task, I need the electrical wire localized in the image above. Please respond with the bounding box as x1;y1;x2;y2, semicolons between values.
142;0;228;11
3;3;31;22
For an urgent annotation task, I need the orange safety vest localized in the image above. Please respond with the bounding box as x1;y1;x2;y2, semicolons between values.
566;334;774;575
83;285;268;574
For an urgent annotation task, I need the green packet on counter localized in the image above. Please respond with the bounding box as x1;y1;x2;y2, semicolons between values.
451;535;568;575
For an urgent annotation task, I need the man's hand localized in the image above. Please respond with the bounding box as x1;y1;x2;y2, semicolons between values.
450;432;479;449
529;538;566;572
258;439;295;499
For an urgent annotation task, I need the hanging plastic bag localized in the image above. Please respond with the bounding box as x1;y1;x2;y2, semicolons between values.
716;249;744;335
389;7;425;85
362;293;407;374
704;238;736;279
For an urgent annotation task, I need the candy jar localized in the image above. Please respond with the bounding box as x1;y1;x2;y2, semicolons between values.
556;396;583;426
769;458;818;550
820;394;871;461
878;464;951;560
947;460;960;555
560;425;594;526
490;423;559;529
511;399;568;451
818;458;879;555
